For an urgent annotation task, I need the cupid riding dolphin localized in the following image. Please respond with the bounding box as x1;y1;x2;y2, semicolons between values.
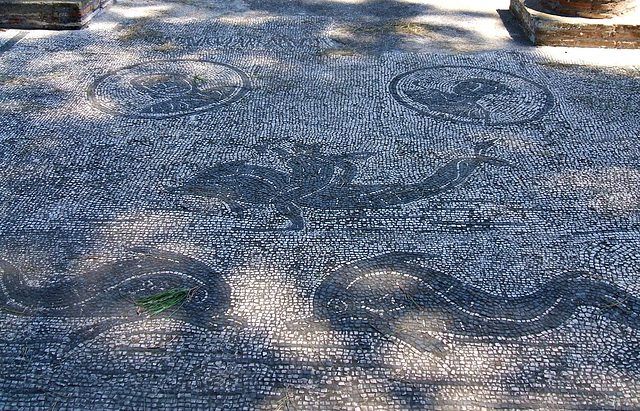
174;141;507;230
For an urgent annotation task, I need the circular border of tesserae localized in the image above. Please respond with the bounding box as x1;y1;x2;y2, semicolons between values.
88;59;251;119
389;65;555;126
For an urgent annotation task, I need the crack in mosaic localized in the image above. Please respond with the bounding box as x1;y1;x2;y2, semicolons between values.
88;59;251;119
174;141;506;230
389;66;555;125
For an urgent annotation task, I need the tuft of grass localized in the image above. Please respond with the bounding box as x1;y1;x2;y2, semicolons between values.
0;76;28;86
135;286;198;315
1;306;30;315
274;390;292;411
153;42;180;52
344;22;433;37
537;61;576;69
389;22;433;36
327;48;359;56
313;48;363;57
117;21;164;43
193;74;207;83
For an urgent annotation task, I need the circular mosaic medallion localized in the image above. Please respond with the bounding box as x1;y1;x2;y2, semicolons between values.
389;66;554;125
89;59;250;119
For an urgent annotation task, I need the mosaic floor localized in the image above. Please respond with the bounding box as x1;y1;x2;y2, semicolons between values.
1;0;640;409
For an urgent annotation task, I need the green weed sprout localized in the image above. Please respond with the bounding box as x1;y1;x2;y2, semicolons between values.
134;286;198;316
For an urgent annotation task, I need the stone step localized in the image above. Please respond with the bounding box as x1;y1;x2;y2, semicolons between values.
0;0;112;29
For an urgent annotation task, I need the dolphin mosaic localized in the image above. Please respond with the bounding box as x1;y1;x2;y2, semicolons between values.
173;141;506;230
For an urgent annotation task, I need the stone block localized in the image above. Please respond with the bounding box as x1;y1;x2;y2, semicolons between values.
0;0;112;29
541;0;638;19
510;0;640;47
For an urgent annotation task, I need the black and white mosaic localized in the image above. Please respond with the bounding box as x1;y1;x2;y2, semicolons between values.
0;248;228;325
174;142;505;230
389;66;554;125
313;252;640;344
88;59;250;119
1;2;640;408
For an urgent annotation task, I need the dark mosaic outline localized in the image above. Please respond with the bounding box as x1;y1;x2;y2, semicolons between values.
313;252;640;347
87;59;251;119
174;142;506;230
389;65;555;125
0;248;229;326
